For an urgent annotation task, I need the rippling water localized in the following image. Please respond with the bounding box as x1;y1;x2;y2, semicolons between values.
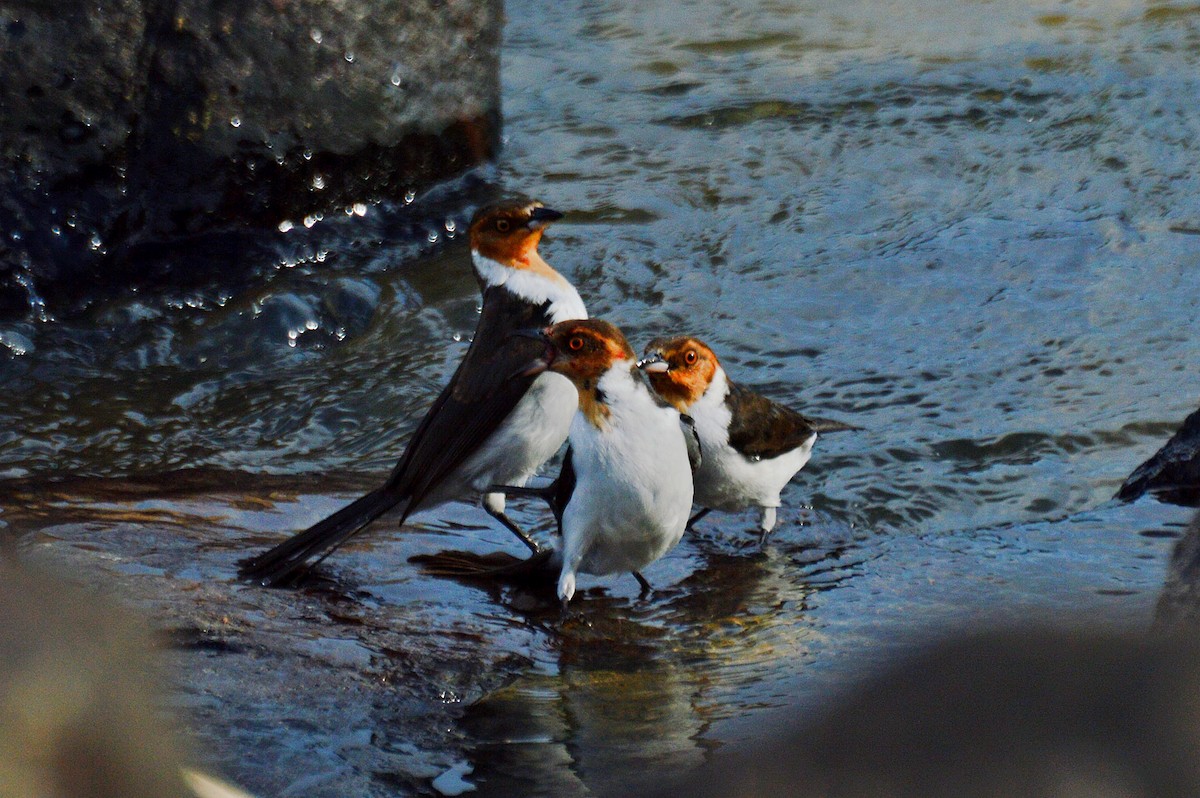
3;1;1200;795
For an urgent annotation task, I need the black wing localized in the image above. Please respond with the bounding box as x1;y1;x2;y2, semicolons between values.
546;446;577;534
385;285;557;515
680;413;703;473
239;286;554;586
726;381;859;460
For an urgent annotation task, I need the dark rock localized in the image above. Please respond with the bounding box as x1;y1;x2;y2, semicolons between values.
0;0;502;317
650;627;1200;798
1117;406;1200;506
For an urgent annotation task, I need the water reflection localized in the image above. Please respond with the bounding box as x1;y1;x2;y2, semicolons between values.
442;531;857;796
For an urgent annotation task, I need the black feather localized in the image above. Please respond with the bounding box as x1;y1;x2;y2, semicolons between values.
240;287;557;586
493;447;576;537
725;381;859;461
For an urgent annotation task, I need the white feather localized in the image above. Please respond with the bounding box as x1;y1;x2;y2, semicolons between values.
688;367;815;513
559;364;694;600
471;252;587;323
450;370;579;497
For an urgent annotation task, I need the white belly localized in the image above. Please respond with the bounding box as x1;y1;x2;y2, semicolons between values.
444;371;577;497
562;407;693;577
694;434;815;511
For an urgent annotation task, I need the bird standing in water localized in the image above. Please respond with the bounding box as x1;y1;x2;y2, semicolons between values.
639;336;858;541
241;199;587;586
515;319;696;606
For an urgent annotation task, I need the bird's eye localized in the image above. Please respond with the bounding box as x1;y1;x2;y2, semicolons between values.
495;218;511;232
684;350;697;365
568;336;585;352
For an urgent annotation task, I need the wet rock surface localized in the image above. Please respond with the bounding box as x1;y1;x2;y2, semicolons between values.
3;472;533;797
1118;406;1200;507
0;0;501;316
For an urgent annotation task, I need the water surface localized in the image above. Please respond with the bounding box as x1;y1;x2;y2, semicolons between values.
3;0;1200;795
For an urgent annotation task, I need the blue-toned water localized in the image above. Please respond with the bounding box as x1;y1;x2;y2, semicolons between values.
3;1;1199;795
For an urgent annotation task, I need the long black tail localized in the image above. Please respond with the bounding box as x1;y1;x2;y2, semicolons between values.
239;487;407;587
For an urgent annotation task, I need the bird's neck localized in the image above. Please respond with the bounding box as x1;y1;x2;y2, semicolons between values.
575;363;646;431
472;251;587;323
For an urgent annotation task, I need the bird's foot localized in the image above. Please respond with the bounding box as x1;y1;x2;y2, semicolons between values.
757;507;778;546
483;502;543;554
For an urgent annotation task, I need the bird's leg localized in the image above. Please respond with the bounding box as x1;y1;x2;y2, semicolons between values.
558;568;579;618
632;570;652;597
758;506;778;545
686;508;712;531
482;492;541;554
490;480;565;537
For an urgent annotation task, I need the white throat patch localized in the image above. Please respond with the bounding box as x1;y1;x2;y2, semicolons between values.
471;251;588;323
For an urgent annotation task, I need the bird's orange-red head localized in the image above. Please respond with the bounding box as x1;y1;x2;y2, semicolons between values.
468;200;563;268
518;319;636;426
638;336;720;412
540;319;636;384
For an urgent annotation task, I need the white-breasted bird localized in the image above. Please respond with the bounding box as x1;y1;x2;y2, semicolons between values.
515;319;697;606
241;199;587;586
638;336;858;541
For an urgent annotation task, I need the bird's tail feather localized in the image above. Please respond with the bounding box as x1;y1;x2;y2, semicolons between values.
809;416;862;433
239;487;405;587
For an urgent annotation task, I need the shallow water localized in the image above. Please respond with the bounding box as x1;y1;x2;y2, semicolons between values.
3;0;1200;795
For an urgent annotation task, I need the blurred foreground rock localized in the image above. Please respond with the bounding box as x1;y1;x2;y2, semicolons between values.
1118;405;1200;506
0;559;191;798
653;625;1200;798
0;0;501;315
1154;510;1200;632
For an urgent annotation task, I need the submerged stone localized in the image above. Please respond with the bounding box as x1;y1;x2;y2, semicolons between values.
1118;406;1200;506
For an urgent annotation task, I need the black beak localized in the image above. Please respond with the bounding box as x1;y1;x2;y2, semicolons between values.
637;351;669;373
527;206;565;230
509;327;555;378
